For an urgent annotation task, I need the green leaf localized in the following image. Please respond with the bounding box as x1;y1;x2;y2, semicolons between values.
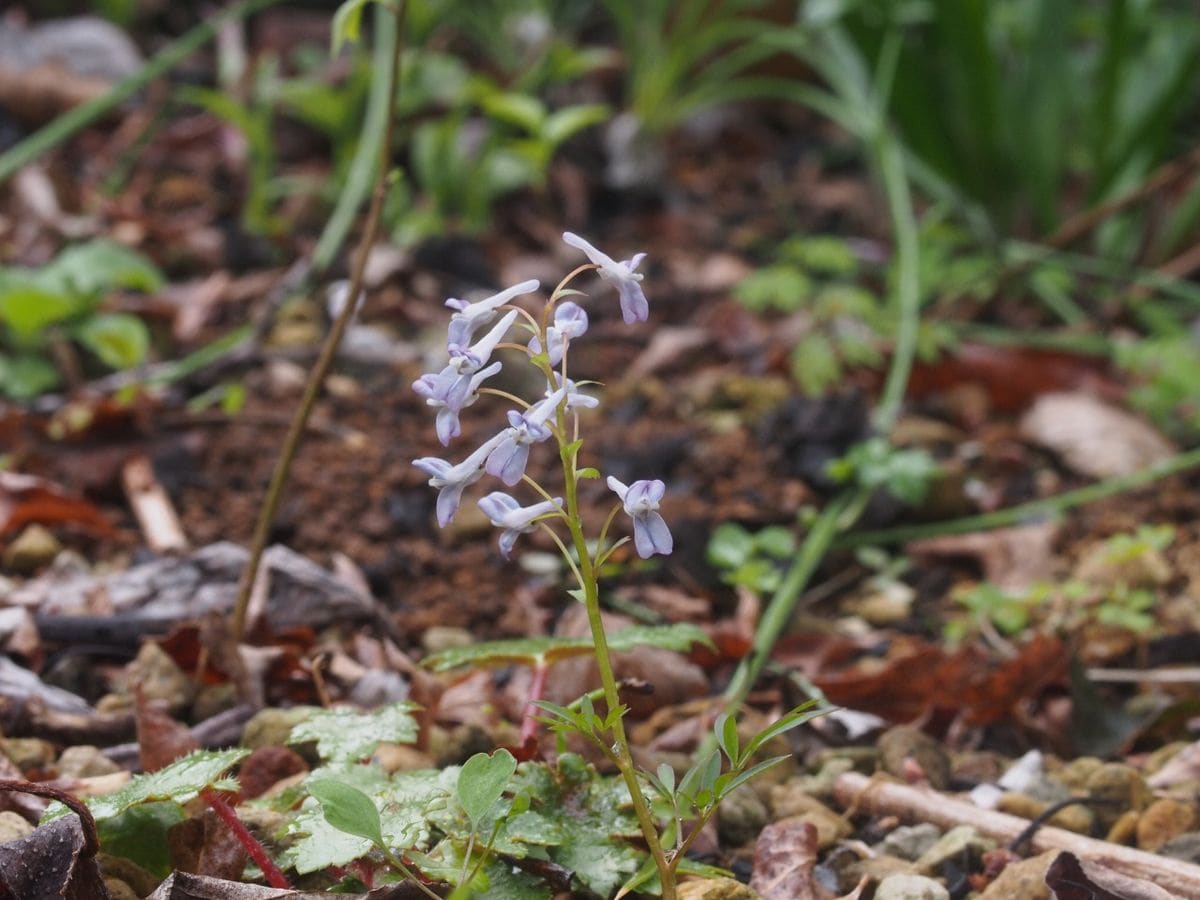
75;313;149;370
790;331;841;395
308;779;384;845
46;240;163;296
783;235;858;276
287;702;420;763
715;755;789;801
44;748;249;824
331;0;375;54
716;714;739;766
542;104;610;146
707;522;754;570
95;801;184;877
0;277;80;342
741;700;828;761
480;91;546;133
576;467;601;479
753;525;796;560
0;352;60;400
457;749;516;828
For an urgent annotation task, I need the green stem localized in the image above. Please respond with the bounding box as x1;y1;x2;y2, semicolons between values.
0;0;281;185
312;1;398;274
836;445;1200;549
558;441;673;898
230;1;406;642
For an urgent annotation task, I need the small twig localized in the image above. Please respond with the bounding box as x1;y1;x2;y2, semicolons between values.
0;780;98;857
1008;796;1121;854
230;1;407;642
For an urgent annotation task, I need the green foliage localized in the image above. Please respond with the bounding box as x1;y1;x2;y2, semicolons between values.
706;522;796;595
95;802;185;877
826;437;938;506
1117;335;1200;437
833;0;1200;245
1102;523;1175;565
422;623;712;672
946;582;1039;642
0;240;161;400
286;701;420;763
457;749;518;829
331;0;380;54
735;235;888;395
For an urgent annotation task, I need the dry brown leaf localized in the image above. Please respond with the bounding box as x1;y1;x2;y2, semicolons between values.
908;521;1060;593
749;818;821;900
1046;851;1175;900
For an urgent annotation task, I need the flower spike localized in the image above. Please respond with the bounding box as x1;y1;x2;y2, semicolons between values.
562;232;649;324
445;279;540;348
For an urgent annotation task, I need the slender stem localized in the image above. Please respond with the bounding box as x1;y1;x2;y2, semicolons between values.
230;1;407;642
519;660;551;746
201;788;290;889
381;848;442;900
0;0;281;185
536;520;583;588
478;387;531;408
543;264;596;329
557;435;674;898
837;445;1200;549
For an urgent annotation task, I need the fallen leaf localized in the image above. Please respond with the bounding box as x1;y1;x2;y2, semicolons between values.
749;818;821;900
0;472;113;538
908;521;1060;593
148;870;409;898
0;812;107;899
1045;850;1175;900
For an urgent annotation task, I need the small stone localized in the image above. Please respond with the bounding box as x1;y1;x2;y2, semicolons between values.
677;876;761;899
56;745;121;779
97;854;160;898
717;786;769;848
2;525;62;574
1107;809;1140;845
996;793;1094;834
874;873;950;900
1084;763;1151;828
421;626;474;655
375;742;435;773
914;826;994;875
126;641;195;712
1;737;55;772
191;682;240;722
848;854;915;884
1160;831;1200;863
788;756;857;803
241;707;316;750
0;811;34;843
1137;798;1196;851
763;792;849;848
876;824;942;861
429;723;497;768
1054;756;1104;791
878;726;951;789
977;849;1056;899
103;878;140;900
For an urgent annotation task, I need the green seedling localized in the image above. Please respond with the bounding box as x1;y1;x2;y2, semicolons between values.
706;522;797;595
0;239;161;400
826;436;938;507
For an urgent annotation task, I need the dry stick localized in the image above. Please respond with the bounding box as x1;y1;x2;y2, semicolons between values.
229;2;406;643
833;772;1200;899
1043;143;1200;251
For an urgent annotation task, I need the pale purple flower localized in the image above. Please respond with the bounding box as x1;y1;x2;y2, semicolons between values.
478;492;564;558
413;361;501;446
485;385;566;485
413;431;508;527
607;477;672;558
562;232;649;324
445;279;540;348
528;301;588;367
549;374;599;412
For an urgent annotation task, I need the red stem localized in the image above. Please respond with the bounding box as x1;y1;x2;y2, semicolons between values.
201;788;291;889
519;661;550;746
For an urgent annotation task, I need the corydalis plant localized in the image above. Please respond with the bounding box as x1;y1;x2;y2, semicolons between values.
411;232;679;894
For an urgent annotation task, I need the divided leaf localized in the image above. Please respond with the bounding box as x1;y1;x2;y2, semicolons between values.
287;702;419;763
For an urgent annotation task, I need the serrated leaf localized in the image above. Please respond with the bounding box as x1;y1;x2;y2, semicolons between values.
95;801;184;877
458;749;516;828
423;624;711;672
308;779;384;845
44;748;249;824
75;312;149;370
287;702;419;763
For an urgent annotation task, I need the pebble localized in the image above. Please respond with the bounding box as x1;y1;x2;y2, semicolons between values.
1159;831;1200;863
421;626;474;655
876;823;942;861
914;825;994;874
1;737;55;772
1108;809;1140;845
0;811;34;843
126;641;194;712
56;745;121;779
677;877;761;899
1084;763;1151;828
374;743;435;773
1054;756;1104;791
1137;798;1196;851
104;879;139;900
241;707;316;750
977;849;1056;899
996;792;1094;834
2;524;62;574
874;873;950;900
717;786;769;848
765;789;850;848
878;726;951;789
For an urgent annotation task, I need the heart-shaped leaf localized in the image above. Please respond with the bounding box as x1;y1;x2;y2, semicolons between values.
457;749;516;829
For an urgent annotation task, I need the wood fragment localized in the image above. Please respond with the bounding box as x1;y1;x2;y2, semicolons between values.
122;454;189;553
833;771;1200;898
